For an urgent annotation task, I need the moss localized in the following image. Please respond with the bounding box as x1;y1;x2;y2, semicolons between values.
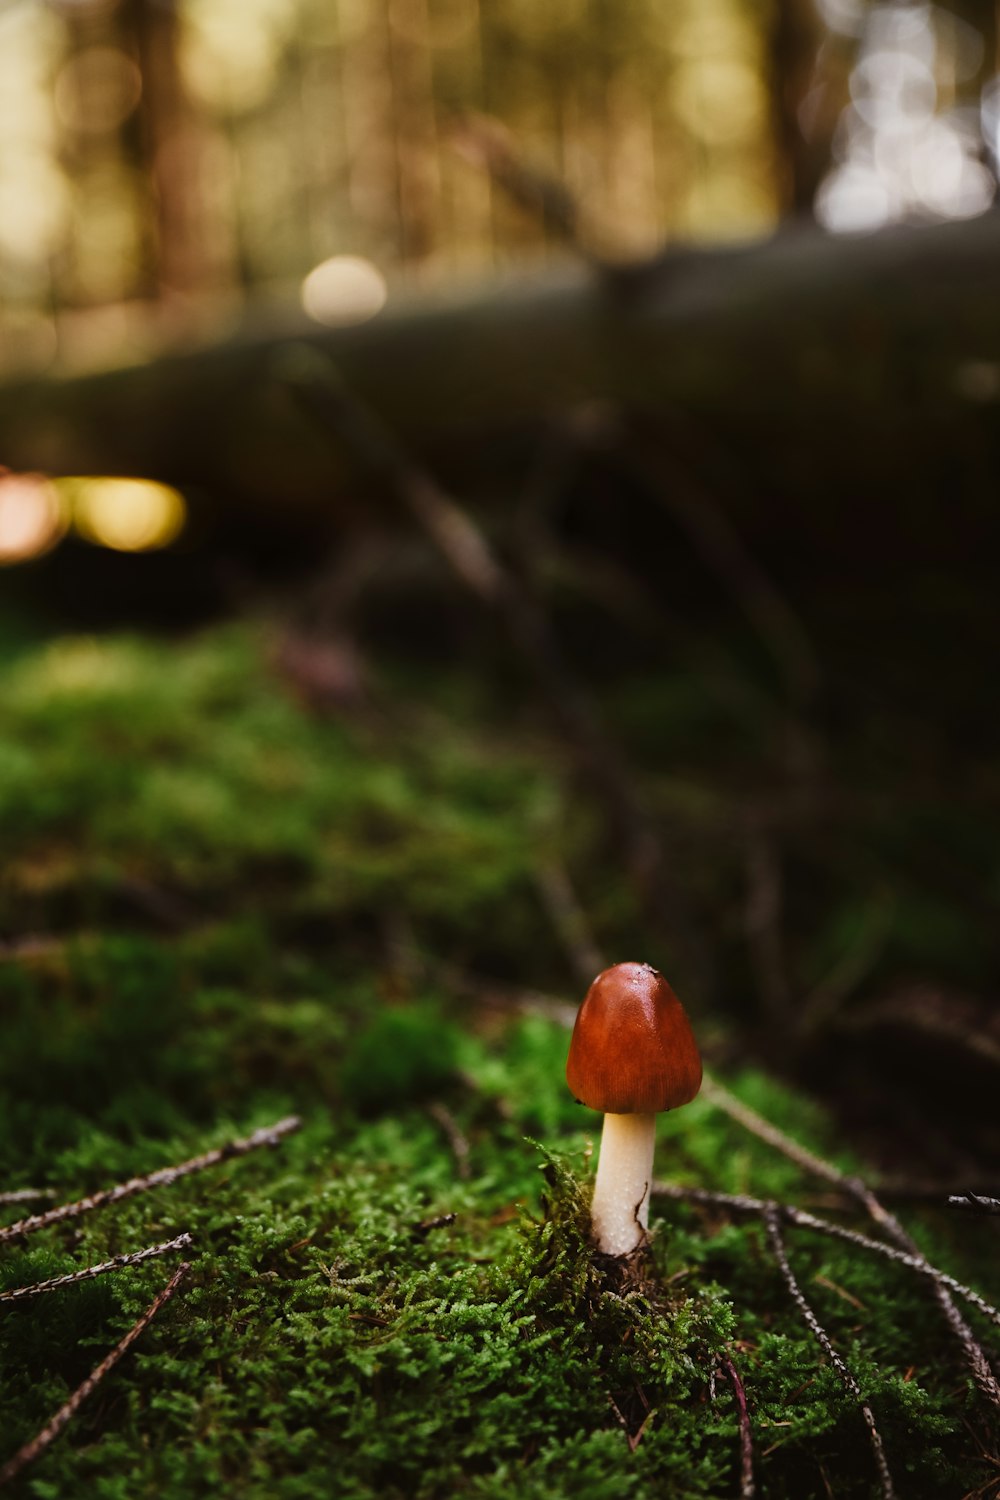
1;621;998;1497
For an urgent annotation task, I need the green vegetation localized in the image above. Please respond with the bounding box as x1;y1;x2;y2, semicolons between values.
1;623;998;1498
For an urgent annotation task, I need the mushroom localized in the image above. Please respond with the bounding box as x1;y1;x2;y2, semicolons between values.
566;961;702;1257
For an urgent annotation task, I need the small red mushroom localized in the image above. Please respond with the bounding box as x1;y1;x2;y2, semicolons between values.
566;961;702;1256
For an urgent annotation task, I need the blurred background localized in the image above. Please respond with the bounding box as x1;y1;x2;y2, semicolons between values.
3;0;1000;1173
0;0;998;376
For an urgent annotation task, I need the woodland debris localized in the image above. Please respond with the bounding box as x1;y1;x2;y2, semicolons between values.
764;1206;896;1500
0;1262;191;1489
651;1181;1000;1329
700;1076;1000;1408
0;1117;301;1244
0;1232;193;1304
718;1353;755;1500
948;1193;1000;1216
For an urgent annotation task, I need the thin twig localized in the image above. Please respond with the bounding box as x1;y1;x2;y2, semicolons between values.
699;1076;852;1189
0;1117;301;1244
427;1103;471;1180
651;1182;1000;1329
0;1189;55;1207
606;1391;655;1453
0;1233;193;1304
700;1075;1000;1406
763;1206;896;1500
719;1354;755;1499
0;1261;191;1488
411;1212;457;1238
949;1194;1000;1216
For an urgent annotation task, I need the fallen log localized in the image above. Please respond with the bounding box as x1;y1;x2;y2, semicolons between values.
1;213;999;540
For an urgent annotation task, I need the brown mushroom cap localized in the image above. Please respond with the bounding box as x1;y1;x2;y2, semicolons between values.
565;961;702;1114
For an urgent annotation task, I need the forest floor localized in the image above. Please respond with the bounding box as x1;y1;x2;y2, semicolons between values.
1;567;999;1498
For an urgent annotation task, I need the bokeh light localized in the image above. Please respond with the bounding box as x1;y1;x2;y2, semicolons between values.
182;0;296;113
300;255;388;327
53;47;142;135
56;476;188;552
0;471;68;564
818;3;995;234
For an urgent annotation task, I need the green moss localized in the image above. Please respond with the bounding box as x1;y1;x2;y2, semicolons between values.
1;622;998;1497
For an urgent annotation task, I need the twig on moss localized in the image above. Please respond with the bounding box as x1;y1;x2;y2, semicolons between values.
0;1233;193;1305
949;1193;1000;1216
606;1391;655;1454
0;1261;190;1488
700;1076;1000;1407
0;1117;301;1245
411;1212;457;1238
427;1103;471;1180
652;1182;1000;1329
699;1076;852;1188
0;1189;54;1207
718;1354;755;1499
763;1206;896;1500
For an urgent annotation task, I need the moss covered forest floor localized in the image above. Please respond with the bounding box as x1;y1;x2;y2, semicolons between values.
1;584;999;1497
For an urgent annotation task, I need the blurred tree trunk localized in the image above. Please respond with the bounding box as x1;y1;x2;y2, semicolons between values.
125;0;212;301
766;0;835;217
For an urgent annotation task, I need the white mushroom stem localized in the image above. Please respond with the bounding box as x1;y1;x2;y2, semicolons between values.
590;1111;656;1256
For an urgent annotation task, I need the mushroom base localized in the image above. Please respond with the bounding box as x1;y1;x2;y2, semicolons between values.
590;1111;656;1257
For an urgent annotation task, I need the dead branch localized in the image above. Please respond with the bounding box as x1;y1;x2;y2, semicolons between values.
763;1206;896;1500
0;1233;193;1304
718;1353;755;1500
949;1194;1000;1216
427;1103;471;1180
699;1075;854;1189
0;1261;190;1488
0;1117;301;1245
411;1212;457;1238
651;1182;1000;1329
700;1077;1000;1407
605;1390;655;1453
